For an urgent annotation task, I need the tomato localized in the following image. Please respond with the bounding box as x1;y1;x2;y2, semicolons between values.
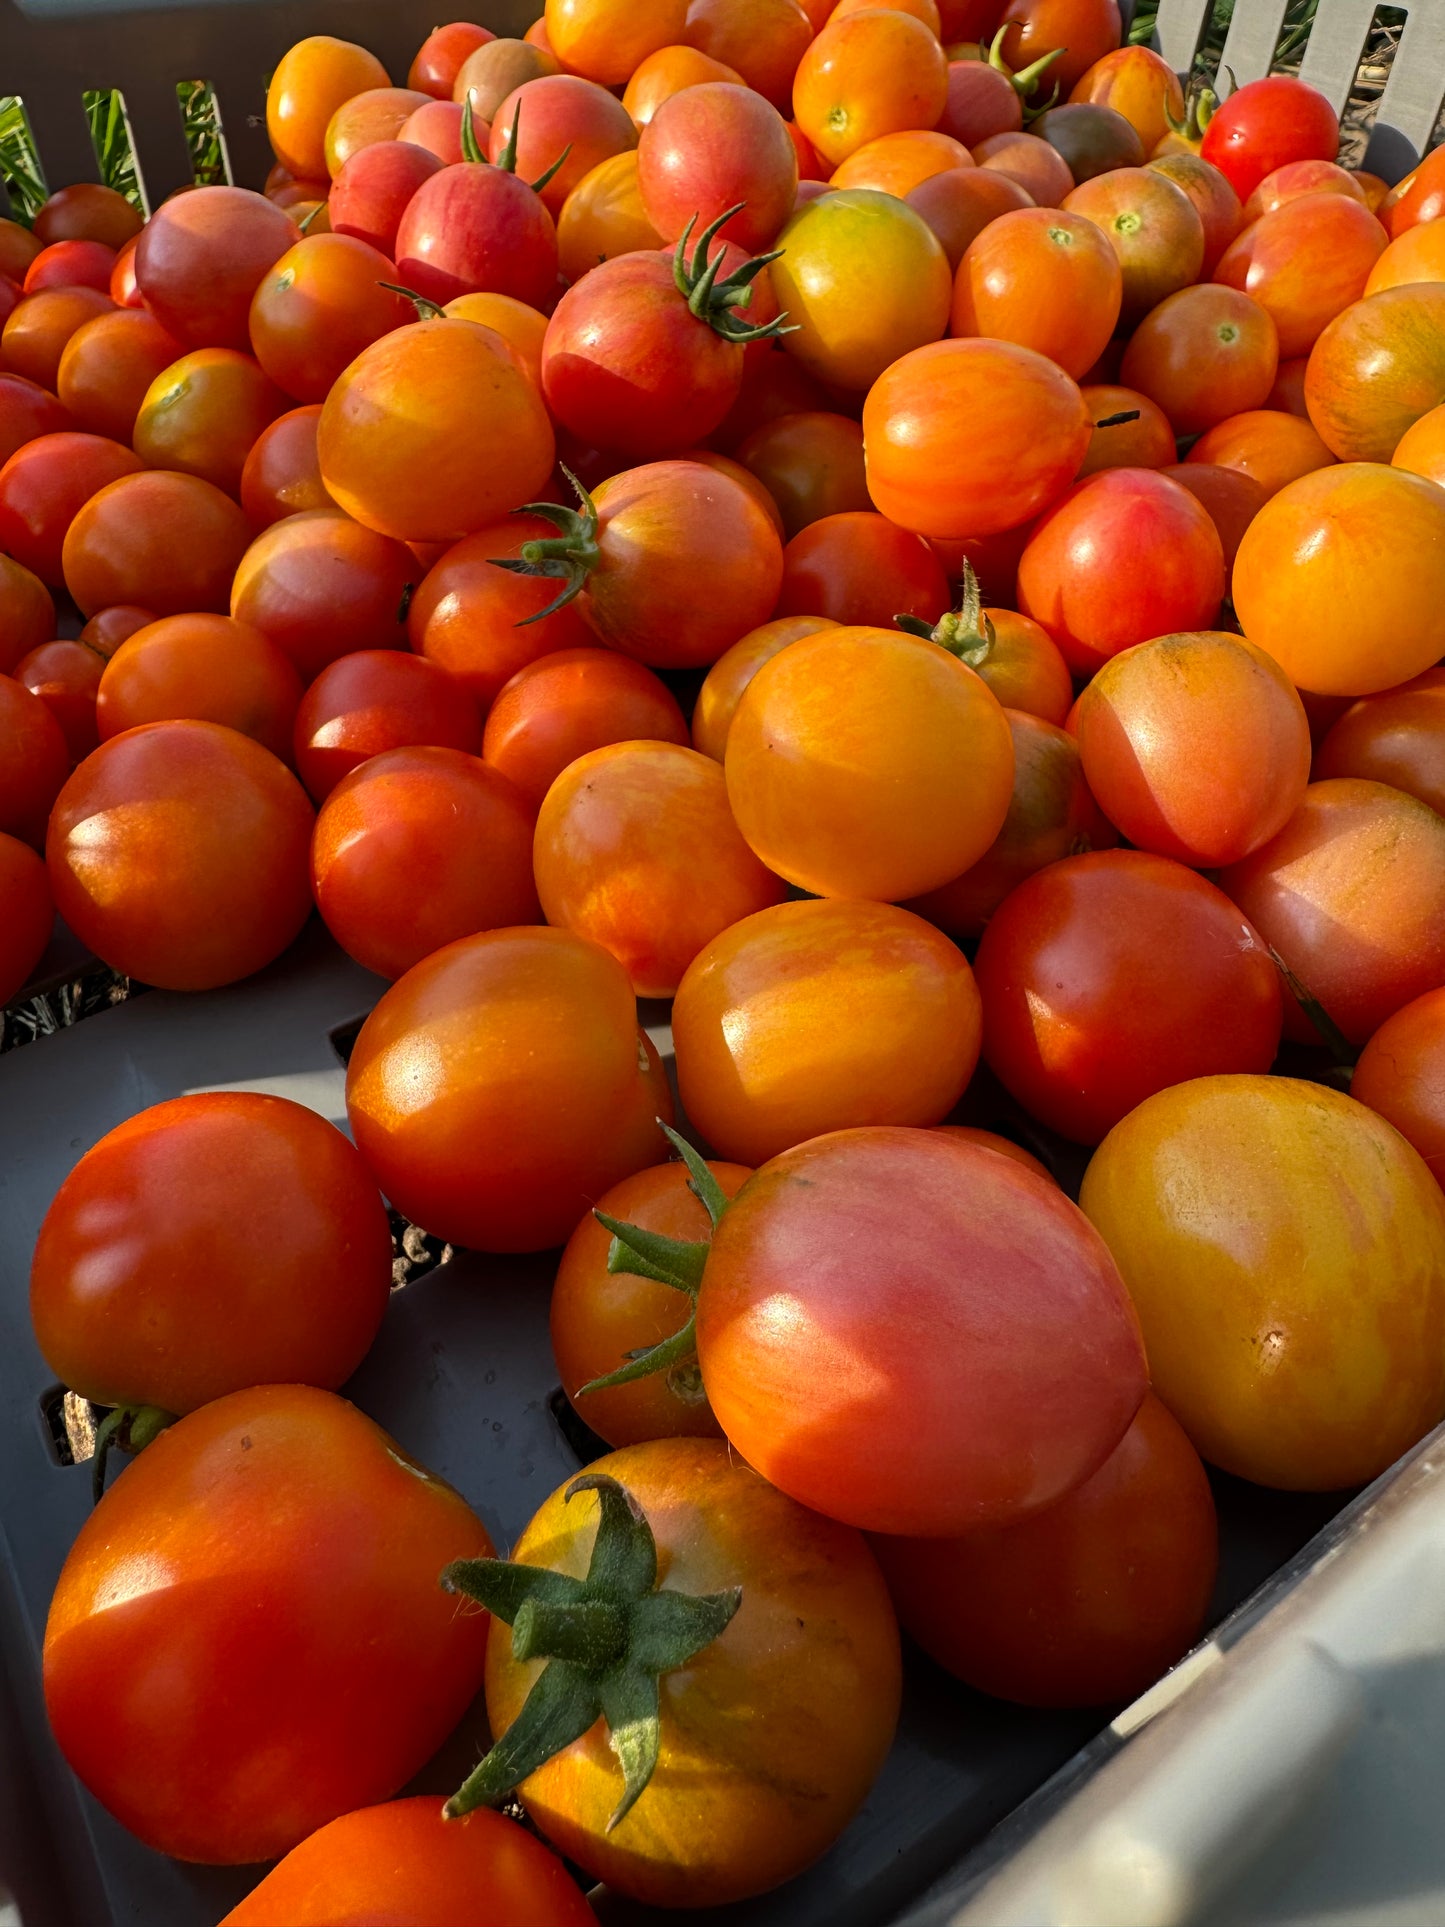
44;1384;492;1863
710;337;833;448
407;515;593;708
975;129;1076;206
131;348;287;498
0;830;51;1005
1119;284;1277;436
638;83;797;253
1145;150;1242;273
910;710;1113;936
874;1392;1216;1707
33;182;142;250
792;8;947;164
1234;463;1445;695
957;602;1074;722
1380;143;1445;237
230;508;414;680
933;1124;1054;1179
1266;354;1310;414
47;720;313;989
0;431;144;588
31;1090;392;1416
1075;631;1309;867
1186;406;1332;500
313;746;538;980
1352;988;1445;1186
1017;468;1224;675
52;308;180;446
224;1800;596;1927
247;235;410;405
1221;778;1445;1047
732;410;866;538
487;655;686;817
401;98;478;166
328;138;445;255
410;21;497;97
489;75;639;217
996;0;1122;96
1076;382;1175;474
346;927;672;1251
776;509;949;628
94;613;302;759
0;219;42;284
132;187;298;352
685;0;814;112
466;1438;899;1904
832;129;973;199
691;615;836;759
555;151;665;282
240;405;334;526
0;554;55;676
1035;104;1145;186
2;286;115;390
1064;166;1204;323
15;640;103;760
79;602;151;655
267;35;390;179
692;1127;1147;1533
1084;1074;1445;1487
1199;74;1339;201
294;649;480;801
1159;461;1264;569
937;53;1028;148
552;1158;751;1447
1242;157;1365;226
1305;284;1445;463
454;39;559;119
534;742;785;997
440;292;547;390
975;849;1281;1142
906;164;1035;268
1367;218;1445;299
726;623;1013;898
1070;47;1185;154
772;189;952;391
547;0;687;83
23;238;117;295
623;45;745;124
865;337;1091;537
0;673;70;846
0;372;74;468
1214;192;1384;361
317;317;555;544
1315;669;1445;816
323;87;430;177
951;208;1122;379
394;155;560;312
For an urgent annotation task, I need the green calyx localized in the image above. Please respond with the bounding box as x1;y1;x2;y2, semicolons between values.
487;96;573;193
670;205;794;345
440;1471;741;1828
377;279;448;320
988;26;1065;121
91;1403;177;1506
489;465;601;626
1162;75;1220;144
895;557;995;670
577;1124;728;1399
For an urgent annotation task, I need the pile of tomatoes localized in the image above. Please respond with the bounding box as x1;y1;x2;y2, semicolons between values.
7;0;1445;1916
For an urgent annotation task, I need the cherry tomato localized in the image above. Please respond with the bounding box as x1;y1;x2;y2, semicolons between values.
1065;166;1205;323
1304;283;1445;463
1314;668;1445;816
23;238;117;295
44;1384;492;1863
394;154;560;311
975;129;1076;206
555;151;665;282
62;469;251;617
710;337;833;449
793;7;948;164
323;86;430;177
95;613;303;759
1120;283;1278;435
685;0;814;112
1160;460;1265;570
1070;46;1185;154
776;509;949;628
266;35;390;179
951;208;1122;380
622;45;745;125
346;927;673;1252
2;286;115;390
402;98;481;166
1380;143;1445;237
0;553;56;674
15;639;103;761
996;0;1121;95
1076;381;1175;475
1243;156;1366;223
1035;102;1145;183
906;164;1036;268
442;291;548;387
230;508;415;680
239;404;335;526
932;1124;1055;1180
79;602;152;655
55;308;184;446
551;1158;751;1447
1233;463;1445;695
691;614;837;759
697;1127;1146;1533
490;74;638;217
133;187;299;352
1214;191;1384;360
0;219;42;284
548;0;687;84
1145;150;1242;272
1186;406;1333;499
328;138;445;254
132;348;287;498
637;82;797;253
247;235;410;405
1082;1075;1445;1488
0;431;143;588
33;182;142;251
47;719;313;989
294;649;480;802
453;38;559;120
0;830;52;1005
832;129;975;199
0;673;69;847
1199;74;1339;201
410;21;497;97
0;372;74;468
1366;217;1445;299
1352;988;1445;1187
484;648;688;808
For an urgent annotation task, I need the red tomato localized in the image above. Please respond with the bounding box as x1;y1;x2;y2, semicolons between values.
47;720;314;990
975;849;1283;1142
1352;987;1445;1186
62;469;251;618
44;1385;493;1864
1314;669;1445;817
0;431;143;588
1119;283;1279;435
293;650;480;801
696;1127;1147;1534
239;405;335;527
221;1800;597;1927
79;602;152;655
1160;460;1265;570
409;20;497;95
0;553;56;674
23;239;117;295
638;82;798;251
873;1393;1217;1707
15;639;103;761
0;372;74;468
134;186;300;351
328;139;445;254
488;74;639;217
1145;151;1243;274
56;308;186;446
394;157;560;310
776;509;950;628
0;830;52;1005
1200;74;1340;201
312;745;540;980
906;165;1036;270
33;182;142;251
95;613;303;760
31;1092;392;1413
484;648;688;808
1213;191;1385;360
345;927;673;1251
996;0;1123;96
3;286;116;390
0;673;70;847
230;508;415;680
1016;467;1224;674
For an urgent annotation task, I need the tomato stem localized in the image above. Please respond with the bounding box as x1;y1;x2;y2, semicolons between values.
670;205;796;346
441;1472;740;1829
377;280;447;321
895;558;995;669
491;466;601;624
90;1402;177;1506
988;27;1064;120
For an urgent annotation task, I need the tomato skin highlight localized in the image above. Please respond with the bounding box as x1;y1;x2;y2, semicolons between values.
43;1385;494;1865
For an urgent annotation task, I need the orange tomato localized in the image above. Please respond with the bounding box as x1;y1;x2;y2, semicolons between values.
1234;463;1445;696
34;182;142;251
1069;47;1184;154
267;37;391;181
725;622;1014;899
248;234;411;404
673;897;982;1162
831;130;973;198
864;337;1092;537
132;349;288;498
996;0;1123;96
1186;408;1333;498
832;0;942;25
1120;283;1278;435
951;208;1122;379
1076;383;1175;474
62;470;250;618
1305;283;1445;463
3;287;115;391
316;318;555;543
547;0;688;84
96;614;302;759
1380;143;1445;237
686;0;814;111
1365;218;1445;298
323;87;431;177
1241;157;1365;223
55;309;185;445
1064;166;1204;323
1213;191;1386;359
1352;988;1445;1186
736;411;870;537
622;45;745;123
1392;401;1445;487
555;152;663;283
792;8;949;165
691;615;838;760
15;639;104;760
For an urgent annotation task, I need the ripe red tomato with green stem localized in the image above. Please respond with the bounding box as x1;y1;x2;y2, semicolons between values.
489;73;639;216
